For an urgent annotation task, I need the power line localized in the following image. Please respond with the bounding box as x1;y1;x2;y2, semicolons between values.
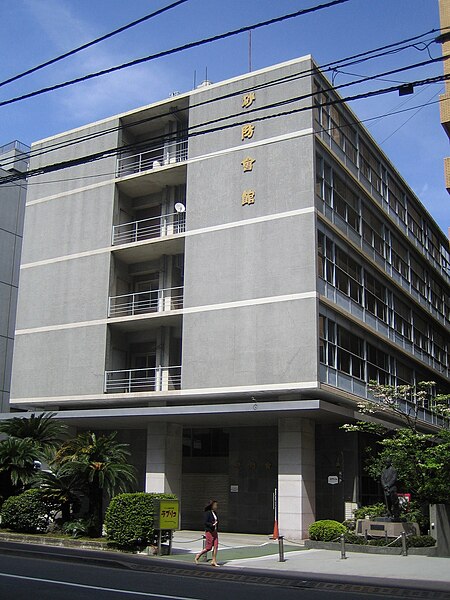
0;27;443;170
2;70;449;186
0;0;351;108
4;97;443;188
0;0;190;89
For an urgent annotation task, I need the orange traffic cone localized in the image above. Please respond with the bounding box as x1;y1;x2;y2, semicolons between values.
272;520;279;540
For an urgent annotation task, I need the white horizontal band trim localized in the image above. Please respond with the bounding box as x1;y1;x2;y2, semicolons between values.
10;381;320;405
15;291;317;335
20;206;315;269
25;126;313;207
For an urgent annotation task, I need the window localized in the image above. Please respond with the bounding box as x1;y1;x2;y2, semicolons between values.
315;154;332;205
429;278;444;313
329;105;358;164
391;235;409;278
364;271;387;321
317;231;334;283
182;428;229;457
334;174;360;231
393;295;411;339
367;344;390;384
360;141;382;194
335;246;363;302
319;315;336;367
407;201;423;242
410;255;427;297
387;175;406;222
337;325;365;379
426;225;440;262
396;361;413;385
362;205;385;256
413;313;429;353
431;328;448;367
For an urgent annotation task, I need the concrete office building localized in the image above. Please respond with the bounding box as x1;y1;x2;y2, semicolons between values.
0;141;28;413
9;56;450;539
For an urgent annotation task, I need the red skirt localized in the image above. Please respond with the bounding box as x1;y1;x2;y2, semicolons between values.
204;530;218;551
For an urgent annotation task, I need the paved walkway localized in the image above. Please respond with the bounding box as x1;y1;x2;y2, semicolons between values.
164;531;450;587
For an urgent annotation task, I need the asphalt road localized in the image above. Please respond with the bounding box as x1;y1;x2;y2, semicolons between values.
0;542;448;600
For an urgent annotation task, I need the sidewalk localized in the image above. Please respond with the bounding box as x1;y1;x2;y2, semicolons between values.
165;531;450;588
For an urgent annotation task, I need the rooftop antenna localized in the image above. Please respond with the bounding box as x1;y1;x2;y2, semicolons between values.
193;69;196;89
248;30;252;72
205;66;208;82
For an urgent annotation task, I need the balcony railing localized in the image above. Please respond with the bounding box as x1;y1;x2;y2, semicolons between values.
104;366;181;393
108;286;184;317
112;211;186;246
117;138;188;177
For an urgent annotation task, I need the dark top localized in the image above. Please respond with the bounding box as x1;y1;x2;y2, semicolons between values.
204;510;218;533
381;465;398;490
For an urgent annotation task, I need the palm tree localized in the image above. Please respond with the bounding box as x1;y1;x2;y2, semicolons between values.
36;466;85;522
0;412;67;451
56;432;136;534
0;437;40;500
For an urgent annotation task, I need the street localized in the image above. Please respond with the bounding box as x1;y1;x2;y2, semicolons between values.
0;543;448;600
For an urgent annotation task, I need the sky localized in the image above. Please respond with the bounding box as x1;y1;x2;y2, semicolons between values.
0;0;449;232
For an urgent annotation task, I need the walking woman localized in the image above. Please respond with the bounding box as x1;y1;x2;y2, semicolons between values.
195;500;219;566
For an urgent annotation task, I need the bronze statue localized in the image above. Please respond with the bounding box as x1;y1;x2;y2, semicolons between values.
381;458;400;520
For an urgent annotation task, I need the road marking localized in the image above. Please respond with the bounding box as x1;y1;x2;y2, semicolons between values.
0;572;202;599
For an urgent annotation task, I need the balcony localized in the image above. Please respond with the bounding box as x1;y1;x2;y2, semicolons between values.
117;138;188;178
112;212;186;246
104;365;181;393
108;286;184;318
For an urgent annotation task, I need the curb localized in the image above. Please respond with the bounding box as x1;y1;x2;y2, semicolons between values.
305;539;438;556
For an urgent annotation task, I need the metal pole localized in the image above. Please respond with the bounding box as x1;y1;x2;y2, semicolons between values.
168;530;173;556
157;529;162;556
278;536;285;562
340;534;347;560
401;531;408;556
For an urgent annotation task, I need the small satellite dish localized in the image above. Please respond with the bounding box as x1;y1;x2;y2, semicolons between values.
175;202;186;213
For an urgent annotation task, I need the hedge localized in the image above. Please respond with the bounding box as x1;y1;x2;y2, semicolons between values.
104;492;177;549
309;520;346;541
0;489;53;534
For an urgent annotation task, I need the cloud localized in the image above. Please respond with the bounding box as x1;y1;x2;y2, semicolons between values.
23;0;173;123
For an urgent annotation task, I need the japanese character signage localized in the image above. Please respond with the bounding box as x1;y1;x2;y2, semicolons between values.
153;499;180;530
241;123;255;141
242;189;256;206
242;91;256;108
241;156;256;172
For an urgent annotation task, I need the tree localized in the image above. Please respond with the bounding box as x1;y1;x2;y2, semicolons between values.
55;432;136;534
36;466;84;522
0;412;67;451
342;381;450;509
0;437;40;501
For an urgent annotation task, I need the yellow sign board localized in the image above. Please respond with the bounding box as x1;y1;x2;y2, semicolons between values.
154;499;180;530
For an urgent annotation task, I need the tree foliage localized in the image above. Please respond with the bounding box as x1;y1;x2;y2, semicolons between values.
0;412;67;450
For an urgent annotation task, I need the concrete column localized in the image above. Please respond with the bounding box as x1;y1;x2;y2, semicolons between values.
278;417;315;541
145;422;182;499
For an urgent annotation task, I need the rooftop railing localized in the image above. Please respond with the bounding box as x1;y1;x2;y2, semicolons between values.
108;286;184;318
112;211;186;246
117;138;188;177
104;365;181;393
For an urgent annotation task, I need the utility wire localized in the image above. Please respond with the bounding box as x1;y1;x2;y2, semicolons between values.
0;0;351;108
5;97;443;188
0;0;190;89
0;28;443;170
1;70;449;185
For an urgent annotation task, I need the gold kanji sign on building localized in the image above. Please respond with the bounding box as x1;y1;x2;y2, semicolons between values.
242;189;255;206
242;92;256;108
241;123;255;141
241;157;256;172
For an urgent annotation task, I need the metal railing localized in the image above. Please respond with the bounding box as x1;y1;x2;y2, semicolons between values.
112;211;186;245
104;366;182;393
108;286;184;317
117;138;188;177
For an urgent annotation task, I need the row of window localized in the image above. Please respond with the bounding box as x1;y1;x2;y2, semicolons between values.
313;80;450;274
316;155;450;322
319;315;446;388
318;231;449;370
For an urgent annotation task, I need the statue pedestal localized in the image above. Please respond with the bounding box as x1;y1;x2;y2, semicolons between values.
356;519;419;538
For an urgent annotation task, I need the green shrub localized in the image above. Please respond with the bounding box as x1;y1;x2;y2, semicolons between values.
62;517;97;539
309;520;346;542
104;492;177;549
0;489;53;534
407;535;435;548
343;531;366;545
353;503;387;520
